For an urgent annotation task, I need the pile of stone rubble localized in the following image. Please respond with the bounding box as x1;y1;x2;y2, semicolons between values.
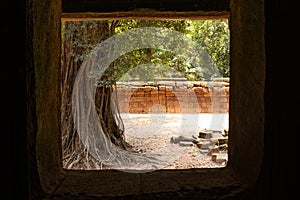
170;129;228;164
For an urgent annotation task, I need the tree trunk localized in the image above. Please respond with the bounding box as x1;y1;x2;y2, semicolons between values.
61;20;130;169
95;86;131;150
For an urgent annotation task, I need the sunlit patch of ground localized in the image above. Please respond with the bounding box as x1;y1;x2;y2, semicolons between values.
121;113;228;169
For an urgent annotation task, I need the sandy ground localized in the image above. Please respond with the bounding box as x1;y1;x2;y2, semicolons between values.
121;113;228;169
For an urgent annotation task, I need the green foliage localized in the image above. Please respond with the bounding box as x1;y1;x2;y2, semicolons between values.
109;49;191;82
61;20;112;63
191;20;230;77
115;20;191;34
111;20;207;82
62;19;230;86
113;19;230;81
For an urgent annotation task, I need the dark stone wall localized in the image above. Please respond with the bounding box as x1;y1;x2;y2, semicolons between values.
229;0;265;183
31;0;62;193
7;0;299;199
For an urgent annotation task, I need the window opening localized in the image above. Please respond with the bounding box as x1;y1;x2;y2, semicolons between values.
61;19;230;172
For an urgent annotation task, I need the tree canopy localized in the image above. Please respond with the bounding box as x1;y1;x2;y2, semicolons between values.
63;19;230;84
109;19;230;83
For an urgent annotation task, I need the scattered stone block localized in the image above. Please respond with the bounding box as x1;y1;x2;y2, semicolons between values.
199;130;213;138
207;145;220;156
211;153;228;164
211;132;224;139
218;144;228;151
209;138;219;144
199;149;209;154
218;137;228;145
195;141;211;149
199;129;223;139
222;129;229;137
192;138;210;144
179;141;194;147
170;135;194;144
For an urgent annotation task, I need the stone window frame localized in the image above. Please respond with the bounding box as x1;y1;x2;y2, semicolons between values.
33;0;265;198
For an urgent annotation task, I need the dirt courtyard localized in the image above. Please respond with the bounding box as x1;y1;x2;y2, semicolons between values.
121;113;228;169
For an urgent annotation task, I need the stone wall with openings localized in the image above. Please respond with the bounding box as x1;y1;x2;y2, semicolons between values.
116;78;229;114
